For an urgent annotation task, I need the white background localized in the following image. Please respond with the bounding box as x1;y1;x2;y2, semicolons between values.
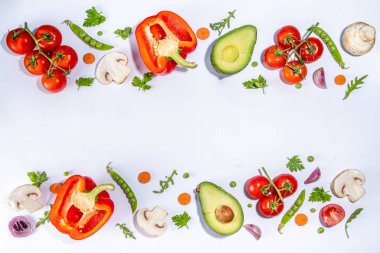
0;0;379;252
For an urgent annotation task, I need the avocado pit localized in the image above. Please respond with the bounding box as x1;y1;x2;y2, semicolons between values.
222;46;239;62
215;205;234;224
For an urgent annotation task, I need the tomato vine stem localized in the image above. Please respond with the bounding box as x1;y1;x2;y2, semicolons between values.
261;167;284;201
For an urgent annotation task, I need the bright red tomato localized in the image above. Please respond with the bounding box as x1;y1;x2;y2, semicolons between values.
281;61;307;85
6;28;35;55
52;45;78;71
24;50;51;75
298;37;324;63
263;45;287;69
276;25;301;50
273;174;298;198
246;176;271;200
35;25;62;52
41;69;67;93
257;194;284;217
321;204;345;227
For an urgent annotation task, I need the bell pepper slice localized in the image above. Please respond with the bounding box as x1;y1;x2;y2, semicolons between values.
50;175;114;240
136;10;198;74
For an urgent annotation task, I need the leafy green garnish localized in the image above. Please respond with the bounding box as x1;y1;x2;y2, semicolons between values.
36;205;51;228
153;170;178;193
116;223;136;239
286;155;305;172
83;7;106;27
27;171;48;187
172;212;191;229
114;27;132;40
243;75;268;94
210;10;236;35
343;75;368;100
345;208;363;238
132;72;154;91
76;77;94;90
308;187;332;203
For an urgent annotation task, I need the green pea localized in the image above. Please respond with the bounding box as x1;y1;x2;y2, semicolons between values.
97;31;103;36
183;172;190;179
84;35;92;43
90;40;97;46
310;208;316;213
247;203;253;208
96;42;103;48
295;83;302;89
251;61;258;67
318;227;325;234
307;156;314;162
63;171;69;176
127;192;134;199
229;181;237;188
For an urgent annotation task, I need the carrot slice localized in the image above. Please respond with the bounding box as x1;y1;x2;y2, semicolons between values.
196;27;210;40
138;171;151;184
295;213;308;226
50;183;62;194
83;53;95;64
334;75;346;85
178;192;191;205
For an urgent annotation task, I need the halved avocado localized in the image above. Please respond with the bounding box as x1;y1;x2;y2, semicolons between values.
211;25;257;75
197;181;244;236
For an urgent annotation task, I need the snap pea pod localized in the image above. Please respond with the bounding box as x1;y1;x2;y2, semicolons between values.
63;20;113;51
106;163;137;213
308;26;347;69
278;189;306;234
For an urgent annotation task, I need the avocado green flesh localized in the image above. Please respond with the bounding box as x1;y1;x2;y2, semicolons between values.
198;182;244;235
211;25;257;75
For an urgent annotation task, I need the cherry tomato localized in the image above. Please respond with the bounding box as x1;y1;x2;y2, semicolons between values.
6;28;35;55
263;45;287;69
320;204;345;227
273;174;298;198
24;50;51;75
246;176;271;200
298;37;324;63
52;45;78;71
41;69;67;93
276;25;301;50
281;61;307;85
35;25;62;52
257;194;284;218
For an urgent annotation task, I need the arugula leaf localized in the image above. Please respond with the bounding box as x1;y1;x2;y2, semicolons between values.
36;205;51;228
76;77;94;90
153;170;177;194
286;155;305;172
114;27;132;40
116;223;136;239
132;72;154;91
83;7;106;27
308;187;332;203
172;212;191;229
345;208;363;238
243;75;268;94
27;171;48;188
343;75;368;100
210;10;236;35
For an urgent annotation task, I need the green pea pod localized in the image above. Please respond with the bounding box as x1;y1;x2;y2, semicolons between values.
278;189;306;234
63;20;113;51
106;163;137;213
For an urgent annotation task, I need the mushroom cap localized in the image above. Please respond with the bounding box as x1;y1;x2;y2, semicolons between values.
8;184;43;213
135;206;168;237
331;169;366;202
342;22;376;56
95;52;132;85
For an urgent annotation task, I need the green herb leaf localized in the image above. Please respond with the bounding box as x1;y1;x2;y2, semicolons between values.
308;187;332;203
343;75;368;100
210;10;236;35
153;170;178;193
345;208;363;238
116;223;136;239
27;171;48;188
132;72;154;91
76;77;94;90
36;205;52;228
83;7;106;27
172;212;191;229
114;27;132;40
286;155;305;172
243;75;268;94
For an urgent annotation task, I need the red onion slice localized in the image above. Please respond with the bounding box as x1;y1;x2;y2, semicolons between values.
304;167;321;184
313;67;327;89
244;224;262;240
9;216;33;238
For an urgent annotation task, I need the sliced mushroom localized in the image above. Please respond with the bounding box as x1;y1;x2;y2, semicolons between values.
331;169;366;203
8;184;43;213
342;22;376;56
95;52;132;85
135;206;168;237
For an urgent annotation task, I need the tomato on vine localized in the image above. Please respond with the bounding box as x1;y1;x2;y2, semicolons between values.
281;61;307;85
52;45;78;71
24;50;50;75
246;175;271;200
6;28;35;55
297;37;324;63
273;174;298;198
35;25;62;52
263;45;287;69
41;69;67;93
276;25;301;50
257;194;284;217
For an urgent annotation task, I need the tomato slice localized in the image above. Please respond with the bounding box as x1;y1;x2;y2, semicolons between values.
320;204;345;227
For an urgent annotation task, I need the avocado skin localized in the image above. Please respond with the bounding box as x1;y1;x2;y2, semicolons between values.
211;25;257;75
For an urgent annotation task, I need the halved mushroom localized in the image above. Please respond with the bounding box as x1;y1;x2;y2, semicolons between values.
331;169;366;203
135;206;168;237
342;22;376;56
8;184;43;213
95;52;132;85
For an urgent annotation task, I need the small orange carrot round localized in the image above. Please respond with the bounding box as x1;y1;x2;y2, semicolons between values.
294;213;308;226
178;192;191;205
334;75;346;85
196;27;210;40
50;183;62;194
138;171;151;184
83;53;95;64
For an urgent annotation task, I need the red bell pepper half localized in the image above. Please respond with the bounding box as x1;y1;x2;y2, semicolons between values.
50;175;115;240
135;10;198;74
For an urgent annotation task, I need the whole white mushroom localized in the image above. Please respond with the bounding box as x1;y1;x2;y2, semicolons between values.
342;22;376;56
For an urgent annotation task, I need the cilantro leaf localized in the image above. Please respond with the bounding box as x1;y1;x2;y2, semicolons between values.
83;7;106;27
210;10;236;35
308;187;332;203
343;75;368;100
172;211;191;229
116;223;136;239
345;208;363;238
27;171;48;188
132;72;153;91
76;77;94;90
286;155;305;172
243;75;268;94
36;205;51;228
114;27;132;40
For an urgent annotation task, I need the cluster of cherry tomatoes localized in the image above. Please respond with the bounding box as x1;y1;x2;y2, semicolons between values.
263;25;324;85
246;173;298;217
6;24;78;93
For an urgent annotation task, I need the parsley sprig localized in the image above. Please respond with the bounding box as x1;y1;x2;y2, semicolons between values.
27;171;48;188
308;187;332;203
76;77;94;90
172;212;191;229
343;75;368;100
116;223;136;239
243;75;268;94
114;27;132;40
83;7;106;27
153;170;178;193
286;155;305;172
132;72;154;91
210;10;236;35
